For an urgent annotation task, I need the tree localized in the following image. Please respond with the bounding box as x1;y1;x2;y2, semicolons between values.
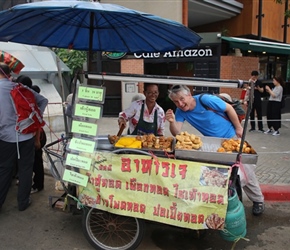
53;48;87;77
275;0;290;18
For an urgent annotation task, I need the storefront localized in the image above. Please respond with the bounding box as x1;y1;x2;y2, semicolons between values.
100;33;290;116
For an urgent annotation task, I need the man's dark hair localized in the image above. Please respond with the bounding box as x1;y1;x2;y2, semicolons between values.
251;70;259;76
0;62;11;76
16;75;33;88
31;85;41;93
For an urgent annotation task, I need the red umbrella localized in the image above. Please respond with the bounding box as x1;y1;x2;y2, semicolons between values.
0;50;24;74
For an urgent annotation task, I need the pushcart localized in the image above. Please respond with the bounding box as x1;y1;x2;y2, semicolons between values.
44;74;255;250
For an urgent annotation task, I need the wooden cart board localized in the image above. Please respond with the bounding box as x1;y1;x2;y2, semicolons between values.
175;136;258;164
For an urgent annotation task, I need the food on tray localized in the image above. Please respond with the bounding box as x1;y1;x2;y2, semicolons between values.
201;167;227;188
115;137;142;148
217;138;256;154
175;131;202;150
108;134;119;144
137;134;173;151
205;213;225;229
114;134;173;150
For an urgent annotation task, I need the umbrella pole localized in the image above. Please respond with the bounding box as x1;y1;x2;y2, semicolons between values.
87;12;94;85
56;56;69;135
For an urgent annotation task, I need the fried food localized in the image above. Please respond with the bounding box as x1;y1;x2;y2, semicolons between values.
108;135;119;144
218;138;255;154
205;213;225;229
134;134;174;151
175;132;202;150
202;168;227;188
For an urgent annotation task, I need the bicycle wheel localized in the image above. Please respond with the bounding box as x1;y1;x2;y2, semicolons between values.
82;207;145;250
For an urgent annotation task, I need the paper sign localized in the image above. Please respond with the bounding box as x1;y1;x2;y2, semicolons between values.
65;153;92;170
78;152;230;230
69;137;96;153
71;120;98;136
78;86;105;102
74;103;102;119
63;169;88;187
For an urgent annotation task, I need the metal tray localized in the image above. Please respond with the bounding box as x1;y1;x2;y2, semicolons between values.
114;135;175;156
174;136;258;164
94;135;114;151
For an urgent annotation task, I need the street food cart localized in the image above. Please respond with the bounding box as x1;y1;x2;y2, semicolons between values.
44;73;255;250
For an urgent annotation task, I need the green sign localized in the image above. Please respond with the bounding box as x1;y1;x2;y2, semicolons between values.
63;169;88;187
71;120;98;136
69;137;96;153
74;103;102;119
104;52;126;59
78;86;105;103
65;153;92;170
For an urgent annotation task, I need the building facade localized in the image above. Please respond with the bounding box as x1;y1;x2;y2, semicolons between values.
1;0;289;115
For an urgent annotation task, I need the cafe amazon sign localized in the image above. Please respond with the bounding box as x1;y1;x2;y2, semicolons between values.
104;48;213;60
134;48;213;59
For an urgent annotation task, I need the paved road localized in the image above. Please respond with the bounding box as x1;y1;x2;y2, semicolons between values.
1;176;290;250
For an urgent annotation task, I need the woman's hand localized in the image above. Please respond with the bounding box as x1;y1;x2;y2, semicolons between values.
118;117;127;128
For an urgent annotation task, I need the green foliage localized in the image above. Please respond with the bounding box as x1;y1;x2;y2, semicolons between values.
53;48;87;76
274;0;290;18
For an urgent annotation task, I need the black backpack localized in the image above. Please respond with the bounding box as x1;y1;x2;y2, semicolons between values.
199;93;246;123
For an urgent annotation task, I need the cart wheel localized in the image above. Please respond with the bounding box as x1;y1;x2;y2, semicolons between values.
82;207;145;250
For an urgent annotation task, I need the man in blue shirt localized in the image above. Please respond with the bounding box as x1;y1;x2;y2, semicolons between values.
165;84;264;216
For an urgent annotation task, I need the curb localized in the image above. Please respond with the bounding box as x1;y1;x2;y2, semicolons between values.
260;184;290;202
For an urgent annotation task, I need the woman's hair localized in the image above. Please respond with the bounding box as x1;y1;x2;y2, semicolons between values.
274;76;285;88
144;83;159;92
168;85;191;100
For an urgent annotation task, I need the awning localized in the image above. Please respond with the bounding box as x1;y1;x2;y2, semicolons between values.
222;36;290;55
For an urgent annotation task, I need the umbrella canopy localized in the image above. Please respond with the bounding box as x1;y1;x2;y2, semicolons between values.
0;50;24;74
0;0;201;53
0;41;70;76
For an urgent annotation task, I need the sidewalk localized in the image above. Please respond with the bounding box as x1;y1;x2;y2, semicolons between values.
44;113;290;201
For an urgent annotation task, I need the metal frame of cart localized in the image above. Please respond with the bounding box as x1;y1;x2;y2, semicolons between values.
44;73;255;250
